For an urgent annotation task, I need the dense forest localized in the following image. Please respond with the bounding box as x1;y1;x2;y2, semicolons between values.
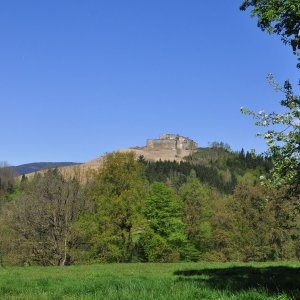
0;145;298;266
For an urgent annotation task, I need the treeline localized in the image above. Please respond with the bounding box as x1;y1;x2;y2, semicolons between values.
141;147;271;193
0;151;298;266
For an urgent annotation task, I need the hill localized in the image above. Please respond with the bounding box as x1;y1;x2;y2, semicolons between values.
141;145;271;193
22;134;197;179
21;146;271;195
21;147;194;179
20;135;270;191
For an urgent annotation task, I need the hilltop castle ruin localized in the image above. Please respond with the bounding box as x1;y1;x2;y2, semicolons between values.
146;134;197;151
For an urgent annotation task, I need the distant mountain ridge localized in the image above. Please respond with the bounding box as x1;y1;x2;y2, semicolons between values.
13;162;81;175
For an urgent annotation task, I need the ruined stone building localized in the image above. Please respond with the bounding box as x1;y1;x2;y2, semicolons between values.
146;134;198;151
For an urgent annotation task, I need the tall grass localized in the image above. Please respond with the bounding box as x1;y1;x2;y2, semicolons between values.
0;262;299;299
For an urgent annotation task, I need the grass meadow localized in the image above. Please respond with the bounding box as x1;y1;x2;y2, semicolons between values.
0;262;300;299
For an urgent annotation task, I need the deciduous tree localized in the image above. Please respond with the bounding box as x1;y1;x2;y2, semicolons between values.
77;152;148;262
142;182;187;261
179;178;212;258
0;169;85;266
241;76;300;196
240;0;300;67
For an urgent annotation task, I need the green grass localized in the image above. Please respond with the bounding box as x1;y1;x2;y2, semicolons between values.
0;262;300;299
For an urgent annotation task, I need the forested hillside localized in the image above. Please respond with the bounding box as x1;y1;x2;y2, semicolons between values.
142;144;271;194
0;145;298;266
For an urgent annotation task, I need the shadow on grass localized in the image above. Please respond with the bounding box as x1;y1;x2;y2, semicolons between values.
174;266;300;299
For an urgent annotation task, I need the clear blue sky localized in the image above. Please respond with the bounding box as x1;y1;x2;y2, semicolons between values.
0;1;298;165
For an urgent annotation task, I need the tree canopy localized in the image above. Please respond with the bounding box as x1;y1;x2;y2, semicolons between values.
77;152;148;262
240;0;300;67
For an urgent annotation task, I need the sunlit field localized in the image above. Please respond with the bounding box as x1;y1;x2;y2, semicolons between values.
1;262;300;300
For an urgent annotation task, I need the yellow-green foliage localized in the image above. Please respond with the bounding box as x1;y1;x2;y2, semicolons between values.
76;152;148;262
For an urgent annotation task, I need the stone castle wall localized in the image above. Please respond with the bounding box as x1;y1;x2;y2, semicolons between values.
160;134;178;140
146;139;177;150
146;134;197;151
